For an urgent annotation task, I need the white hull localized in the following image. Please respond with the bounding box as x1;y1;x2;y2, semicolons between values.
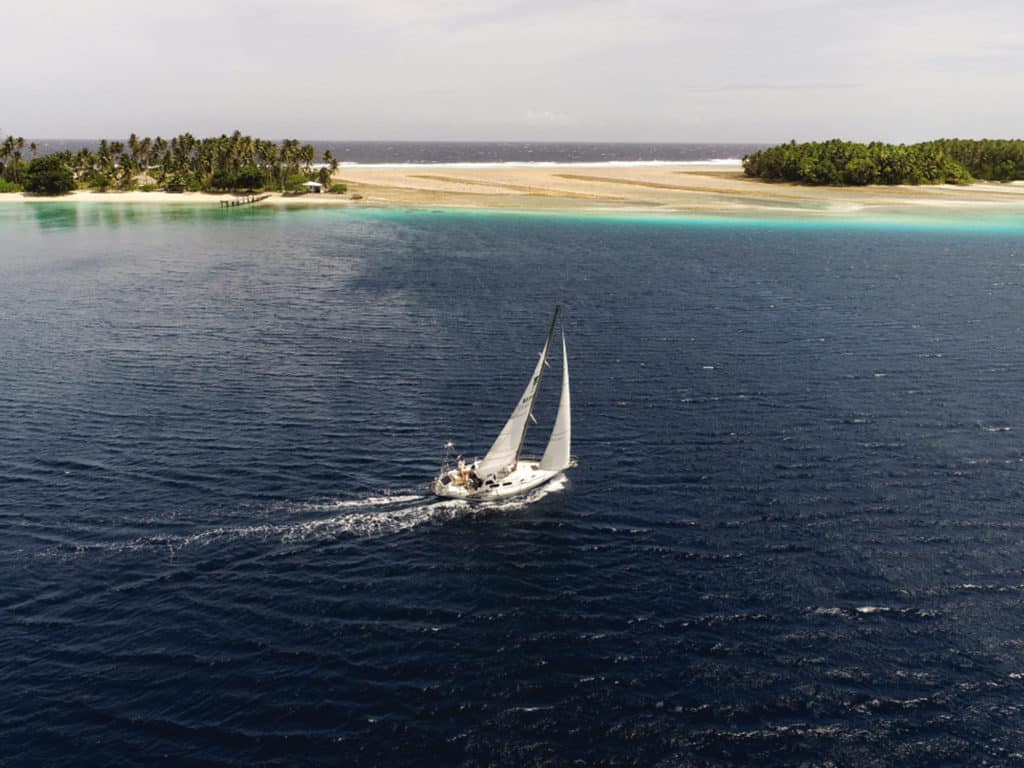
433;459;574;501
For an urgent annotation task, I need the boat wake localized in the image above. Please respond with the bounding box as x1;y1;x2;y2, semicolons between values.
50;477;569;558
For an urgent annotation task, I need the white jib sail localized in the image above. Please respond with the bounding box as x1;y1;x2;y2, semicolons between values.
477;335;553;479
540;329;571;472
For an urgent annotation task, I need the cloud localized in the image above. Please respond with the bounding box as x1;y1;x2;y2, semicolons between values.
2;0;1023;140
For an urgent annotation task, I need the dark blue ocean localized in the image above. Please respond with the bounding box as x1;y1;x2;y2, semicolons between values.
4;203;1024;766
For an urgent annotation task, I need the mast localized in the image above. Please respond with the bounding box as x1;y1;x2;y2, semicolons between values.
514;304;560;464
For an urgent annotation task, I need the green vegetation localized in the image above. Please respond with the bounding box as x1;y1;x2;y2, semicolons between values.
1;130;341;194
284;173;310;193
24;154;76;195
1;134;28;187
0;179;23;192
743;139;1024;186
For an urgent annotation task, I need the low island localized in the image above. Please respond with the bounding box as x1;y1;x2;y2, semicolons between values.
742;139;1024;186
2;132;1024;222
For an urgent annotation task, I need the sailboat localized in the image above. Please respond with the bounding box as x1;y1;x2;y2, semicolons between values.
433;305;575;500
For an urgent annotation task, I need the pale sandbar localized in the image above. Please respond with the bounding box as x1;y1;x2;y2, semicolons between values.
4;164;1024;220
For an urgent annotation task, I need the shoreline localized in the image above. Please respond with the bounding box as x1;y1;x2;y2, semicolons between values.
3;163;1024;220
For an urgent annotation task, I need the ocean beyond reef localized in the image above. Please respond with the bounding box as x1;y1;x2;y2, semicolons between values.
17;140;766;165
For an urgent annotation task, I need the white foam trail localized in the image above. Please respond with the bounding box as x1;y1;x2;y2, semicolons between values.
300;494;425;512
58;479;569;556
854;605;886;614
280;497;471;540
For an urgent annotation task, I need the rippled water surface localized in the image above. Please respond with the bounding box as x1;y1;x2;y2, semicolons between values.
4;203;1024;766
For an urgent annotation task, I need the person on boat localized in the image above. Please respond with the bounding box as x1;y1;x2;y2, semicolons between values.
457;456;469;485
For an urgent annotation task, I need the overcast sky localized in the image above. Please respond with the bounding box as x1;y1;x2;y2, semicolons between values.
4;0;1022;142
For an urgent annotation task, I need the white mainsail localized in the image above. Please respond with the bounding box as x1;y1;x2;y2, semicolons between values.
539;329;571;471
476;309;559;479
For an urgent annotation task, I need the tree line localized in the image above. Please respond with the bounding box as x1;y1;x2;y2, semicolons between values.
743;139;1024;186
0;131;345;195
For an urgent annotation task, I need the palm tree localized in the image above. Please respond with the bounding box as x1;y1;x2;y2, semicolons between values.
11;137;25;182
74;147;94;181
97;139;114;176
144;136;162;179
240;134;255;169
279;138;301;190
322;149;339;175
256;139;279;187
158;150;173;184
138;136;152;176
0;135;14;178
300;143;315;172
128;133;140;171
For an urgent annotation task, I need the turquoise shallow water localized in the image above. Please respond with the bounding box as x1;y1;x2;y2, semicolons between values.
3;204;1024;766
7;195;1024;235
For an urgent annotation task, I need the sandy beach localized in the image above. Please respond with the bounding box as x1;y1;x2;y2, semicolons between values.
3;163;1024;219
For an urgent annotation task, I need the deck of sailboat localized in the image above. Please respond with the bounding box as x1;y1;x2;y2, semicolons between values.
438;461;569;501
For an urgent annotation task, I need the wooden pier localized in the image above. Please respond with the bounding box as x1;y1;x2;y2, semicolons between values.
220;194;270;208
